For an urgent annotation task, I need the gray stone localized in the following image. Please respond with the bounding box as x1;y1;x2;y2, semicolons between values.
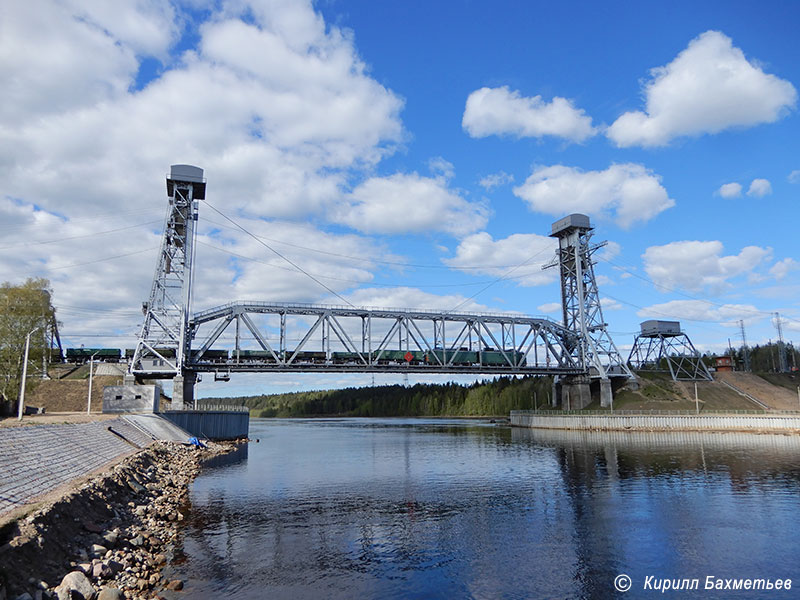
96;589;124;600
106;560;123;576
102;531;118;547
129;535;144;547
55;571;95;600
92;562;112;579
90;544;108;557
14;593;33;600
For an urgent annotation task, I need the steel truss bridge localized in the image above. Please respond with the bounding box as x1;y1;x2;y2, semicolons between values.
187;302;584;375
130;165;632;406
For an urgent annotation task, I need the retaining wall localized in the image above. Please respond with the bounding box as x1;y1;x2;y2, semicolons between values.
159;410;249;440
510;411;800;433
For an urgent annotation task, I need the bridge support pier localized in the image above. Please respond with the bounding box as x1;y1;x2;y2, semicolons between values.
599;377;613;408
172;372;196;409
561;375;592;410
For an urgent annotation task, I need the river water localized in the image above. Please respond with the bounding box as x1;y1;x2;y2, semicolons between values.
172;419;800;599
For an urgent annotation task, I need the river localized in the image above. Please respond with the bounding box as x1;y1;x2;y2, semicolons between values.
171;418;800;598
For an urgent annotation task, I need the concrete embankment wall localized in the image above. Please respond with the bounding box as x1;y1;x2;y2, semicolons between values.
0;419;155;518
160;410;249;440
510;411;800;432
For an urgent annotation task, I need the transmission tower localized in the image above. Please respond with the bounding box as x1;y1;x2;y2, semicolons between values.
739;319;751;372
774;312;789;373
544;214;632;407
130;165;204;404
628;321;712;380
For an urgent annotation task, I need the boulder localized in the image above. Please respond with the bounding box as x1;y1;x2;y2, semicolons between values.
96;588;125;600
55;571;95;600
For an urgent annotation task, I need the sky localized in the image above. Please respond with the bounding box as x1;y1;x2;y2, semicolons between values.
2;0;799;397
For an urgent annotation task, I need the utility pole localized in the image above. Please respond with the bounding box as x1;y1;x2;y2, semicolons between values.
87;351;99;415
17;327;40;420
775;313;788;373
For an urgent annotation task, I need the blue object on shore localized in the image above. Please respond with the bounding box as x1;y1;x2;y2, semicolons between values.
188;436;207;448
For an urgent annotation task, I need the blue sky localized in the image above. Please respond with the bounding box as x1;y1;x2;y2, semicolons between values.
2;1;799;396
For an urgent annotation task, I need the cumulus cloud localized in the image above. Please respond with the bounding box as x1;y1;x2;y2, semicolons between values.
332;173;488;236
642;240;772;293
747;178;772;197
789;170;800;184
600;297;622;311
479;171;514;191
717;182;742;198
1;0;405;220
0;1;418;351
513;163;674;228
537;302;562;315
607;31;797;147
462;86;597;142
637;300;764;326
443;232;557;286
770;258;800;280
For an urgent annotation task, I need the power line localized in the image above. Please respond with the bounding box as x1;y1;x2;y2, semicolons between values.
0;219;161;250
201;216;538;271
199;199;356;307
198;240;551;289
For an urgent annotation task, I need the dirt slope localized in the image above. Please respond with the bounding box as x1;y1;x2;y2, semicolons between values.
713;371;800;410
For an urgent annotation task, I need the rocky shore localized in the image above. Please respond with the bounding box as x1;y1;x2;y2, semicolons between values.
0;439;242;600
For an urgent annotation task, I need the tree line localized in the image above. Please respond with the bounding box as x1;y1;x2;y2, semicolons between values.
211;376;557;418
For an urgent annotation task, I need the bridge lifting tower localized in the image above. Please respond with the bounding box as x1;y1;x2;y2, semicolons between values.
129;165;204;406
544;214;633;408
627;320;712;381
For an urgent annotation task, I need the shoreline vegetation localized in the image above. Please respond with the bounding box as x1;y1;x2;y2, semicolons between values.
207;372;800;418
0;440;242;600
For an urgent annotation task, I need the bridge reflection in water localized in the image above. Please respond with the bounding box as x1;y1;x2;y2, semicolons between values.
173;420;800;598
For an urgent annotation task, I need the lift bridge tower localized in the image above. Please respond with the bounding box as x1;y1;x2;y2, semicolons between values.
129;165;204;405
544;214;633;408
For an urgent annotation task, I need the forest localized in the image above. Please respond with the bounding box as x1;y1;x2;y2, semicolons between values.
215;376;556;418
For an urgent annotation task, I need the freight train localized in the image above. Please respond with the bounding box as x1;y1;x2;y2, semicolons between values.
65;347;526;367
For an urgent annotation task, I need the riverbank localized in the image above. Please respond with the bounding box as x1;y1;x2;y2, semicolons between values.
0;439;242;600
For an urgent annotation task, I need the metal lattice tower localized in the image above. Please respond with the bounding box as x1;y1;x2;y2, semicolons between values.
628;320;712;381
544;214;632;380
130;165;204;379
739;319;751;372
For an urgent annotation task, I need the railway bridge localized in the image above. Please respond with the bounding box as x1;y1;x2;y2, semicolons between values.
128;165;632;409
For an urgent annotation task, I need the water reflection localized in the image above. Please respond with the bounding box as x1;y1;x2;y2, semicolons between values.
174;420;800;599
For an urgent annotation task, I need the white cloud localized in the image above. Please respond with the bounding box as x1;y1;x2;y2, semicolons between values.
513;163;674;228
636;300;765;327
537;302;562;315
747;178;772;197
770;258;800;280
428;157;455;179
607;31;797;147
0;1;418;352
443;232;557;286
789;170;800;184
642;240;772;293
598;241;622;262
462;86;597;142
600;297;622;311
1;0;405;219
332;173;488;236
479;171;514;191
717;182;742;198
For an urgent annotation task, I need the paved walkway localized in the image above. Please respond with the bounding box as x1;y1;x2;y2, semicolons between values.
0;418;157;518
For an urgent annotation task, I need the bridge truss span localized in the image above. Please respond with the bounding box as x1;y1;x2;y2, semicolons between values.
186;301;584;375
